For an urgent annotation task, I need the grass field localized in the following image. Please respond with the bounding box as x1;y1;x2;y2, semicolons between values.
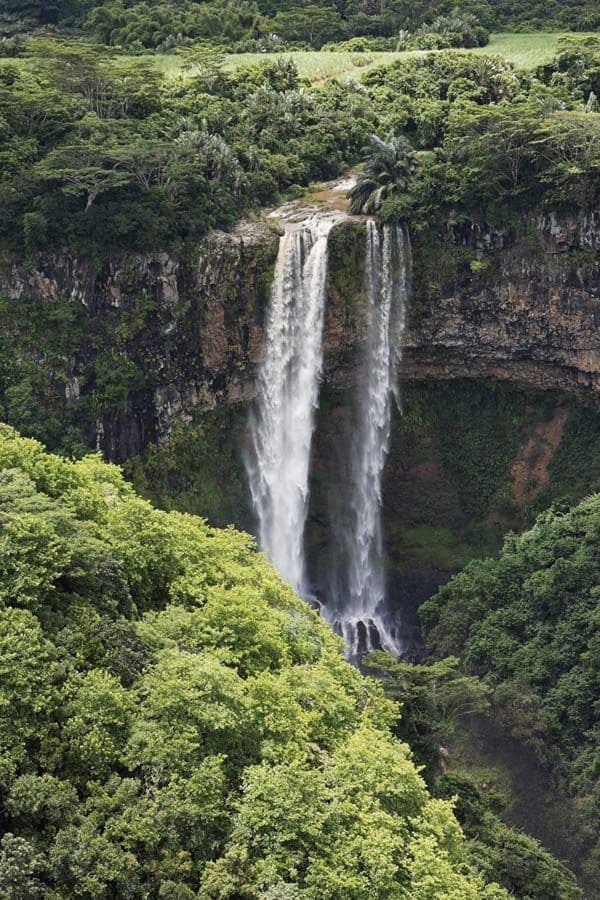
2;32;595;81
472;32;577;68
139;32;593;82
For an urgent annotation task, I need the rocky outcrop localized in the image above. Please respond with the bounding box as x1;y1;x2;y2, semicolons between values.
1;210;599;461
322;212;600;397
401;213;600;396
0;221;280;460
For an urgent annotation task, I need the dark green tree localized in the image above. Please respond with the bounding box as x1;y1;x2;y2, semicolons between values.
348;131;419;215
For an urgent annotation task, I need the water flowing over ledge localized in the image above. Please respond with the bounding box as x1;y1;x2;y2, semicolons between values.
325;221;411;657
246;204;412;659
245;208;343;595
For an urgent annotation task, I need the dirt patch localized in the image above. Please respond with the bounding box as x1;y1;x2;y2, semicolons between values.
510;406;567;507
303;173;359;213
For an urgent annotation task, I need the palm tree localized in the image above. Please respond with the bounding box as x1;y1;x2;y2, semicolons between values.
348;133;419;216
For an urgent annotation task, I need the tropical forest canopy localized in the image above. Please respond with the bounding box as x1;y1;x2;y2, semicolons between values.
0;34;599;260
0;423;531;898
2;1;600;47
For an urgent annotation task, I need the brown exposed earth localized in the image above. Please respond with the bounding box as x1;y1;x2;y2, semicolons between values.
510;405;568;506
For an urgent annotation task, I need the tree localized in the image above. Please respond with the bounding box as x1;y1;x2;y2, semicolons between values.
348;131;419;215
421;492;600;887
272;5;344;47
440;101;540;205
34;143;132;211
0;606;58;771
365;652;491;772
0;835;46;900
178;43;227;93
0;425;514;897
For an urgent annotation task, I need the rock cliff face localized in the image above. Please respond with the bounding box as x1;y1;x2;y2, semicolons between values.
404;212;600;396
323;212;600;398
1;210;599;461
0;222;280;460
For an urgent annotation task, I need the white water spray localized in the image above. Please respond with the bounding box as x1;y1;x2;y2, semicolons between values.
246;213;337;594
328;221;411;657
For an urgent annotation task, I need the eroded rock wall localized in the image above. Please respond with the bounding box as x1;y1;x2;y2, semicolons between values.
322;212;600;397
404;213;600;395
1;210;599;461
0;222;280;460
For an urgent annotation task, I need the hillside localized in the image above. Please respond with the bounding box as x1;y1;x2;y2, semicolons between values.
422;493;600;893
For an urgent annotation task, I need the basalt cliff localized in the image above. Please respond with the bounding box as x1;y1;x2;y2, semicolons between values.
1;210;599;463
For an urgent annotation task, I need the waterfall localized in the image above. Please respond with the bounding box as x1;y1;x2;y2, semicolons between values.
327;221;411;657
246;213;336;595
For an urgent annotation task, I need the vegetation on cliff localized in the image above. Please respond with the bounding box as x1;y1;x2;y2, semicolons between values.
0;44;375;255
365;652;583;899
363;40;600;221
422;493;600;890
1;30;599;260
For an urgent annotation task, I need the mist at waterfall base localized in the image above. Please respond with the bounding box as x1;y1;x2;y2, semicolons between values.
246;212;411;659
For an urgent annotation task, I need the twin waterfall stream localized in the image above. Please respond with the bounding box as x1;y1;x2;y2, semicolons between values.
246;210;411;659
246;214;334;595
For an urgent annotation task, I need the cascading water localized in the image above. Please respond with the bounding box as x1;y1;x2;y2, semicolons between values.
326;220;411;657
246;212;338;595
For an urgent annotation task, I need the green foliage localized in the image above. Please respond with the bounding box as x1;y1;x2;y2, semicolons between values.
365;652;492;772
0;424;510;897
0;40;375;255
1;33;600;258
326;219;367;322
362;51;521;150
6;0;600;46
364;653;581;898
0;289;155;456
400;380;530;522
436;771;582;899
414;8;489;49
0;834;47;900
271;4;345;48
348;131;419;217
85;0;260;51
537;37;600;105
421;492;600;884
409;234;481;315
435;102;600;213
125;408;250;528
360;46;600;220
432;381;524;519
528;404;600;517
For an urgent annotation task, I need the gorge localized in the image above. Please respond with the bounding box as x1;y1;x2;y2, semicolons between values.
3;206;599;893
3;207;600;555
3;208;600;459
3;204;600;659
4;19;600;897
